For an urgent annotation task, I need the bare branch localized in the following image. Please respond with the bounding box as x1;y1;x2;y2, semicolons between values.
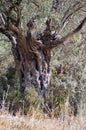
81;8;86;13
0;13;6;25
47;17;86;49
0;27;17;45
57;20;69;35
57;2;85;34
61;17;86;42
8;21;19;35
61;2;82;25
32;0;39;8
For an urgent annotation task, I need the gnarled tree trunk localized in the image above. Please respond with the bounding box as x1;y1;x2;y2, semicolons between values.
0;4;86;100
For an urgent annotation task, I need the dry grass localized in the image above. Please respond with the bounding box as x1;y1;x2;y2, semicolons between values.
0;110;86;130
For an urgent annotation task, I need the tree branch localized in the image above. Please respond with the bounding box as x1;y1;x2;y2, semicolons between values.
14;6;22;27
8;21;19;35
81;8;86;13
57;2;85;34
0;27;17;45
48;17;86;49
61;17;86;42
32;0;39;8
0;13;6;26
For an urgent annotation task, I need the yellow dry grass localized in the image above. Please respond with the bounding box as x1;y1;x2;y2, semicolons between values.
0;110;86;130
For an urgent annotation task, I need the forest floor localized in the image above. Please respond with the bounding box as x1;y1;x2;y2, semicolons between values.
0;111;86;130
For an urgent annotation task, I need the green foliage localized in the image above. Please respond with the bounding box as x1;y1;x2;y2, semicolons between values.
22;88;42;114
50;37;86;115
7;87;42;114
0;67;17;100
47;86;68;116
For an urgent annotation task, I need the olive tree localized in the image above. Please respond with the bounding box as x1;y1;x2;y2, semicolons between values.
0;0;86;100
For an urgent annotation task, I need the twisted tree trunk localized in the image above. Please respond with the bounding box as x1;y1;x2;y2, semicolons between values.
0;5;86;100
